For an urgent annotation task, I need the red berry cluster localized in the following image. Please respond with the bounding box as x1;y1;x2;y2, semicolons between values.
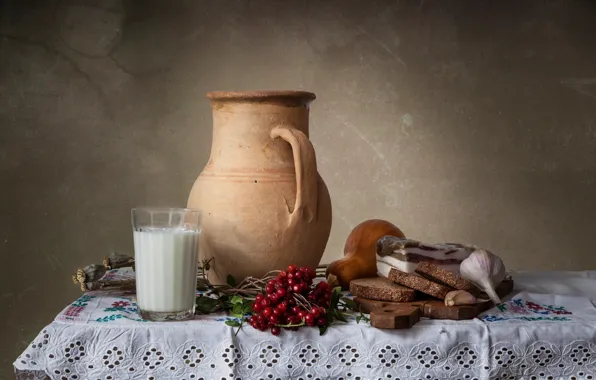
248;264;333;336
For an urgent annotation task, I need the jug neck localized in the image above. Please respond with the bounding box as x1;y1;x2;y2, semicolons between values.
205;91;315;170
207;91;315;108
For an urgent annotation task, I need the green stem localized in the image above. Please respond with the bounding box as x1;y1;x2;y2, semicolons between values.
200;258;214;288
234;321;244;336
275;322;306;328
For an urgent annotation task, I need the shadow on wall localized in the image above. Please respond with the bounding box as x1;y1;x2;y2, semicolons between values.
307;0;596;269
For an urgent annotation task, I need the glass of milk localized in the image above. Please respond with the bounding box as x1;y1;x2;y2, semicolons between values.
131;207;201;321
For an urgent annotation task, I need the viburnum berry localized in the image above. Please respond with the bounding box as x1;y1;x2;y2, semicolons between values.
263;307;273;318
246;264;337;336
304;313;315;326
317;316;327;326
297;310;307;320
310;308;320;318
288;315;300;324
300;282;309;293
277;301;288;312
269;293;279;304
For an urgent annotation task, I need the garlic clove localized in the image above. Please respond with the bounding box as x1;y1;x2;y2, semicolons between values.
459;249;506;305
444;290;477;306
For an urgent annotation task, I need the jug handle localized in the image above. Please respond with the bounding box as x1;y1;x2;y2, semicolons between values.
270;126;318;224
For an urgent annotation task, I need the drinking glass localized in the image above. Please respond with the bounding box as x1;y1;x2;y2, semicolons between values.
131;207;201;321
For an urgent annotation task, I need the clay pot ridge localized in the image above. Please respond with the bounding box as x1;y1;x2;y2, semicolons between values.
207;90;316;107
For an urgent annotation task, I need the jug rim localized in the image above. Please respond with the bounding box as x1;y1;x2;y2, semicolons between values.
206;90;316;107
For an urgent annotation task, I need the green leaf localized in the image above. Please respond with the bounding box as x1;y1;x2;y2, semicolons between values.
318;325;328;336
230;303;244;318
230;295;244;305
333;309;347;323
225;320;242;327
356;313;370;324
219;294;229;304
340;297;359;311
195;297;220;313
226;274;237;287
240;301;253;315
228;299;253;318
328;286;343;310
325;308;335;324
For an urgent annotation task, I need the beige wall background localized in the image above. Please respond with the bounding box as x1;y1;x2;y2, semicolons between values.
2;0;596;376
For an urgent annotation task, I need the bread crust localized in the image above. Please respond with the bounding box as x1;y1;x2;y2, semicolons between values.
388;268;453;299
349;277;416;302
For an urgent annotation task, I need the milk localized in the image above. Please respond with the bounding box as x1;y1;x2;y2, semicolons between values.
133;228;200;313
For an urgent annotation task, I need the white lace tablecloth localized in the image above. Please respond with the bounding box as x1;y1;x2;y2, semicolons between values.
14;268;596;380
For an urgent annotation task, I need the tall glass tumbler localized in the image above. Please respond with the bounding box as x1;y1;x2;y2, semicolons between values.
131;207;201;321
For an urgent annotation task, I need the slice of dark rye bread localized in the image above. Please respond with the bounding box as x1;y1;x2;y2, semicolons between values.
355;279;515;320
388;268;453;299
414;262;477;293
349;277;417;302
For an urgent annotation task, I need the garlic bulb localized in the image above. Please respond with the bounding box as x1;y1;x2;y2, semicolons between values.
444;290;477;306
459;249;506;305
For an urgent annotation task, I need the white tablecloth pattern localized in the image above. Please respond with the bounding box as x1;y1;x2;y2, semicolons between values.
14;269;596;380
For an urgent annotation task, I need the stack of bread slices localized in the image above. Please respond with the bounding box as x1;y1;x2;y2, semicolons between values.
349;262;512;329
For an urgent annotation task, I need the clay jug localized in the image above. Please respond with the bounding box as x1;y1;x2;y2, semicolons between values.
187;91;332;285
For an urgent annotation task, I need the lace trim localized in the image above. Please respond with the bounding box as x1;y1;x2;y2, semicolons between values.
14;323;596;380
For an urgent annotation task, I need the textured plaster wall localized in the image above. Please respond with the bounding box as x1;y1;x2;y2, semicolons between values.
1;0;596;375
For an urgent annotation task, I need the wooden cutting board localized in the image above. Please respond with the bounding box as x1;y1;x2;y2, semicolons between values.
354;279;514;321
